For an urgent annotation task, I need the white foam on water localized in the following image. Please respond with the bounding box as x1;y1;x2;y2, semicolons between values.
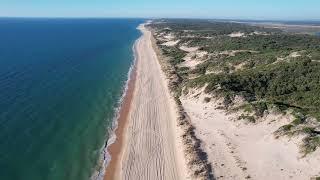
91;37;140;180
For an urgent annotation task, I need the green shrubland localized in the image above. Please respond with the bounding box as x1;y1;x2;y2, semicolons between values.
149;19;320;153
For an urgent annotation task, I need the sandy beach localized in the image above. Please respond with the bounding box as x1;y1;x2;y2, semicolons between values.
104;23;188;180
103;44;137;180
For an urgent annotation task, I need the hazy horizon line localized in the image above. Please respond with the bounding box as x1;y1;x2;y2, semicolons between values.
1;16;320;22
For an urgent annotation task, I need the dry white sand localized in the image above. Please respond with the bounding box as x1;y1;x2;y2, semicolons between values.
228;32;245;37
161;40;180;46
181;87;320;180
289;52;301;58
219;50;258;57
180;45;199;52
163;33;175;40
115;24;188;180
251;31;270;36
180;50;208;69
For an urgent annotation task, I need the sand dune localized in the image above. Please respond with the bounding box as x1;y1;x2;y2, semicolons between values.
112;24;188;180
181;87;320;180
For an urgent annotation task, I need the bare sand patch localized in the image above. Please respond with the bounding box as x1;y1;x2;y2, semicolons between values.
228;32;245;37
289;52;301;58
180;45;199;52
180;51;208;69
161;40;180;47
219;50;258;57
180;87;320;180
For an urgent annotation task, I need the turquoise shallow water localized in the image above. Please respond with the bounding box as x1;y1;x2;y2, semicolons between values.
0;18;142;180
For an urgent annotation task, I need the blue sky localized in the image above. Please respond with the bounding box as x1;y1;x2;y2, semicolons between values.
1;0;319;20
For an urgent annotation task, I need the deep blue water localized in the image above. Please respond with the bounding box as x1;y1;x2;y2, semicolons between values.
0;18;142;180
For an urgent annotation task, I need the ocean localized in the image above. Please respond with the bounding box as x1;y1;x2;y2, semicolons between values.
0;18;142;180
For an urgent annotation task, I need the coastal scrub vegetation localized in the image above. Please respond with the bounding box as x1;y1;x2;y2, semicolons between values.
148;19;320;154
191;58;320;119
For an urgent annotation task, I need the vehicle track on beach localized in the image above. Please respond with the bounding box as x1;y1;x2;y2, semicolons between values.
118;24;186;180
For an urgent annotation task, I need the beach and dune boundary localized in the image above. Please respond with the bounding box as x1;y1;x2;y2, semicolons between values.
101;21;215;180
